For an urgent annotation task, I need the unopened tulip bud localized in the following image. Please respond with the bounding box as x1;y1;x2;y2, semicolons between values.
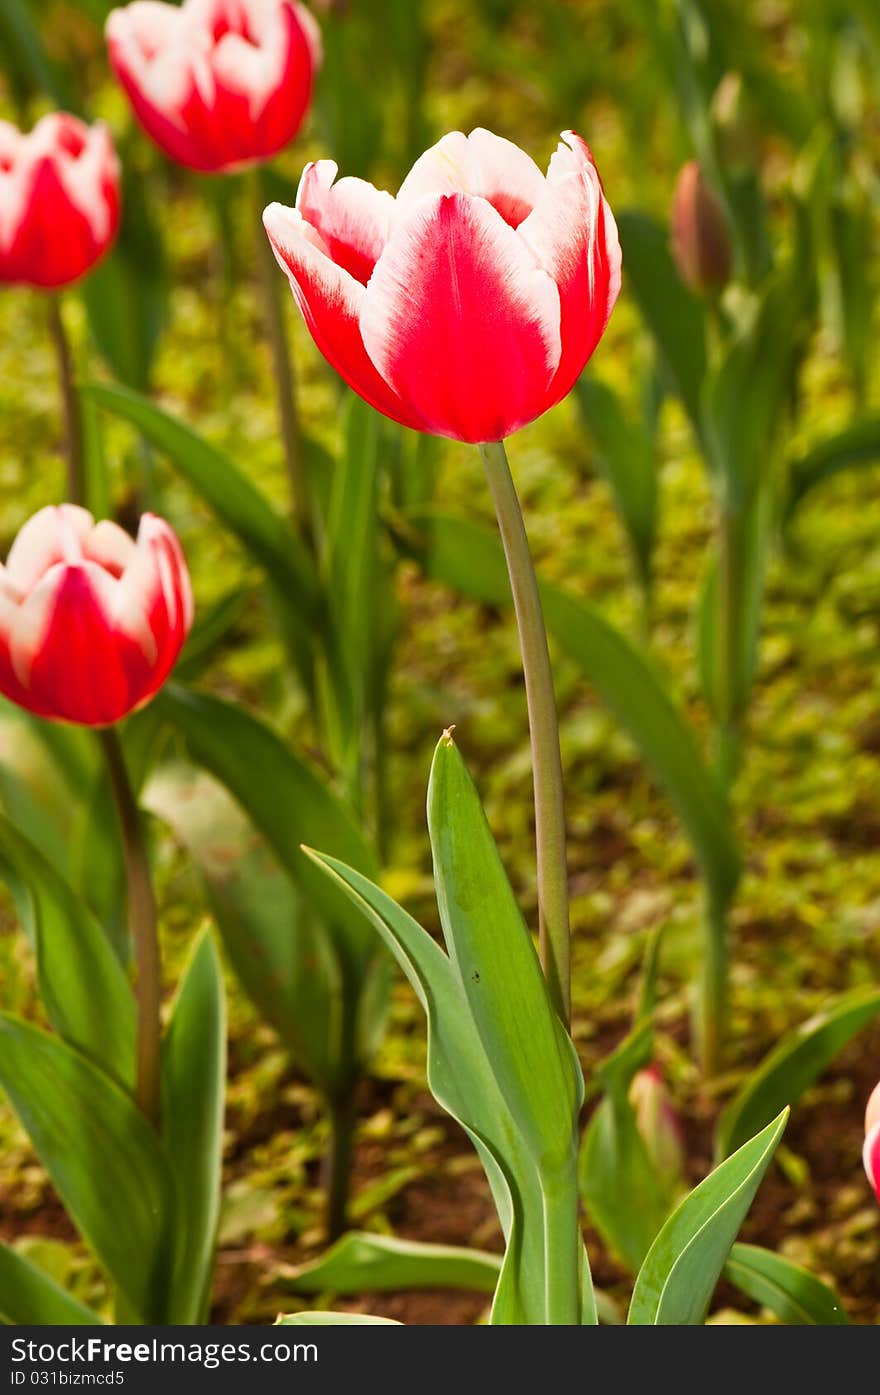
629;1065;685;1187
670;161;732;296
864;1081;880;1201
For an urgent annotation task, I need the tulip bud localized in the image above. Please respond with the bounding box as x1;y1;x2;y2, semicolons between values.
864;1081;880;1201
0;505;193;727
629;1065;685;1188
670;161;733;296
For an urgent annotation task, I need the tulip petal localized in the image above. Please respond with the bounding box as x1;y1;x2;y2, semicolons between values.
10;563;155;726
864;1121;880;1201
518;131;621;405
296;160;395;285
263;201;421;430
396;128;546;228
360;192;561;443
84;520;138;578
5;505;93;593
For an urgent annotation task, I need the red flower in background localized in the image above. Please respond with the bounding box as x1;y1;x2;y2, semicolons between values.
865;1081;880;1201
0;506;193;727
0;114;120;290
262;128;620;444
106;0;321;173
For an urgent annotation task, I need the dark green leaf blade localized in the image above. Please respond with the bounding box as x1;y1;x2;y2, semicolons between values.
162;930;226;1324
0;1240;101;1325
724;1243;849;1325
716;989;880;1159
0;1015;175;1322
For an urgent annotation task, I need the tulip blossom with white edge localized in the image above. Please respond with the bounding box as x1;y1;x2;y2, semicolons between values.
263;127;621;444
0;506;193;727
629;1065;686;1189
106;0;321;173
0;114;120;290
864;1080;880;1201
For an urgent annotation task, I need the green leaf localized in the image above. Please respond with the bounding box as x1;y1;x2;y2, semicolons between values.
281;1232;501;1296
723;1243;849;1325
0;813;135;1088
574;374;657;595
0;0;68;104
276;1312;400;1326
786;417;880;519
579;1021;674;1273
697;484;772;723
304;849;596;1326
716;988;880;1159
616;209;707;432
400;511;739;913
628;1110;788;1325
0;1014;175;1322
146;765;364;1095
0;1240;101;1325
428;734;581;1175
155;686;381;983
83;383;318;643
81;157;167;393
162;930;225;1324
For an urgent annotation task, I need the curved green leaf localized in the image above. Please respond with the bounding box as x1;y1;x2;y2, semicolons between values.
0;1014;175;1322
156;686;380;979
282;1232;501;1296
628;1110;788;1325
716;988;880;1159
0;814;135;1089
723;1243;849;1325
786;417;880;518
0;1240;101;1325
428;735;581;1175
162;930;225;1324
146;764;365;1096
615;209;707;431
304;849;596;1327
400;510;739;912
83;383;317;628
574;374;657;593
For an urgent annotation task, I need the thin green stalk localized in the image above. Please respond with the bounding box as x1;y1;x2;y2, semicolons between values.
99;729;162;1129
696;893;729;1080
251;170;307;533
715;500;742;790
541;1155;582;1325
479;440;570;1027
47;295;85;507
323;1089;358;1243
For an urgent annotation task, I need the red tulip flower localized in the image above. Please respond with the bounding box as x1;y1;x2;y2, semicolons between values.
106;0;321;174
865;1081;880;1201
0;114;120;290
0;505;193;727
263;128;621;443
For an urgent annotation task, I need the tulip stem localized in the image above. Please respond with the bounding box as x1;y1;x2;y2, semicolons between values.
480;440;570;1027
99;728;162;1130
324;1088;357;1243
251;170;308;534
47;295;86;508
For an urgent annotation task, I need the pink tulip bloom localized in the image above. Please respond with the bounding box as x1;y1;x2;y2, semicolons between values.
106;0;321;174
864;1081;880;1201
0;114;120;290
670;160;732;296
263;128;621;443
0;506;193;727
